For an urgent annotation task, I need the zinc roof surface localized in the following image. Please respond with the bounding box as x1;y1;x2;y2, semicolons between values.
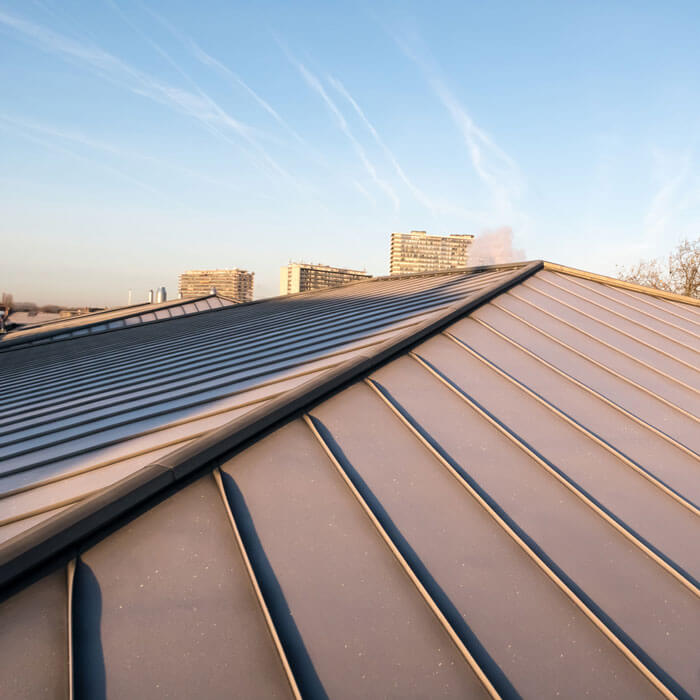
0;293;237;350
0;265;523;545
0;261;698;699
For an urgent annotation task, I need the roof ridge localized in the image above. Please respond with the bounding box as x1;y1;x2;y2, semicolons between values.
0;261;544;594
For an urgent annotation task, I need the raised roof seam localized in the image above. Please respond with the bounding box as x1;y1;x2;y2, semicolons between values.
521;279;700;372
408;351;700;596
213;469;302;700
490;300;700;423
507;289;700;395
302;413;502;699
442;330;700;515
470;315;700;461
362;376;678;700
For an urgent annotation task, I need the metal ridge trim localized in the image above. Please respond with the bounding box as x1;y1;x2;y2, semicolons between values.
0;261;543;593
543;262;700;307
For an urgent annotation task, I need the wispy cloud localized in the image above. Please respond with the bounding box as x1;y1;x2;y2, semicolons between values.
278;43;399;210
327;75;435;213
394;33;523;215
0;113;265;196
0;115;162;195
352;179;376;206
644;147;700;249
0;8;289;179
144;7;308;150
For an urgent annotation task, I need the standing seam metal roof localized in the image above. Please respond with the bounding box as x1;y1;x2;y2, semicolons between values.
0;261;698;699
0;265;525;545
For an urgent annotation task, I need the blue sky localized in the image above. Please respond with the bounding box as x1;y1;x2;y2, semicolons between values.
1;0;699;305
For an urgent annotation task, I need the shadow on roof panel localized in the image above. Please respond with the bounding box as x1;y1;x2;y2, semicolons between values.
309;382;661;698
415;332;699;581
369;354;700;697
448;315;700;505
78;473;294;699
220;419;490;699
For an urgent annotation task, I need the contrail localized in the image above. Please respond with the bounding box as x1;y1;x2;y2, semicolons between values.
145;7;308;149
0;113;267;196
394;31;522;214
328;75;435;213
0;8;289;179
0;116;163;196
299;62;400;210
280;45;399;210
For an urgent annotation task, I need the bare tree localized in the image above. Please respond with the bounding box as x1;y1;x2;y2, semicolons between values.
617;238;699;299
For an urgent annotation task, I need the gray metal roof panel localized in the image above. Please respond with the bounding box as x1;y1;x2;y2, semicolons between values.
448;315;700;504
414;331;698;580
367;355;698;697
471;302;700;452
0;294;236;351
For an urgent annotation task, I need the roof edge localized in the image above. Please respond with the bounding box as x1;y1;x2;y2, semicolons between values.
0;260;544;594
543;261;700;307
0;294;233;352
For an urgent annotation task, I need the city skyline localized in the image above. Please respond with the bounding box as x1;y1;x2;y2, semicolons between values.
2;1;699;306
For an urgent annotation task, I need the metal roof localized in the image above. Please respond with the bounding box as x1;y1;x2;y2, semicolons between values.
0;261;698;699
0;264;526;545
0;294;238;351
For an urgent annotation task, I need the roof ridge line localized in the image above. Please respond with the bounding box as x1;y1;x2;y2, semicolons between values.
543;261;700;307
0;260;544;595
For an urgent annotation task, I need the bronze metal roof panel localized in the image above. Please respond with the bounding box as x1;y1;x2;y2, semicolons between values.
0;568;68;698
220;419;491;698
76;473;295;699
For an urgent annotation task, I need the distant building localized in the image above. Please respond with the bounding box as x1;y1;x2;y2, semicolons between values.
179;269;254;303
389;230;474;275
279;262;372;295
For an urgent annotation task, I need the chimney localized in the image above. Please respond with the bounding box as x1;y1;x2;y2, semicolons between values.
155;286;167;303
148;289;154;303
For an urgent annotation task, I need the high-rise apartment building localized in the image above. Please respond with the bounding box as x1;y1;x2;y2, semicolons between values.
389;230;474;275
179;269;254;303
280;262;372;295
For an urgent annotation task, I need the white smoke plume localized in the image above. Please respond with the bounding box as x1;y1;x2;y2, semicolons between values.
469;227;525;266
